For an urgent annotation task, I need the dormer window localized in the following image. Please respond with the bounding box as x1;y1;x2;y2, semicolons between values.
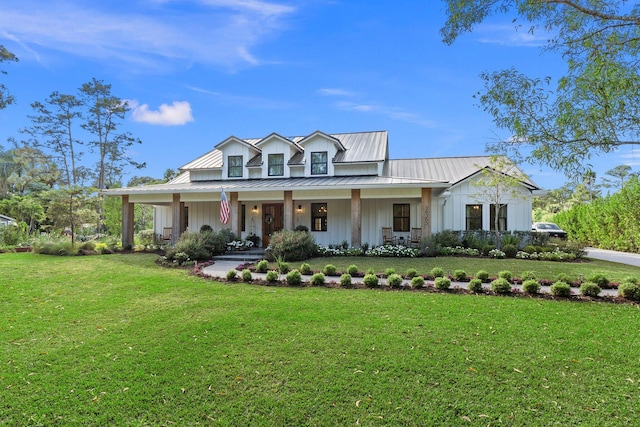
268;154;284;176
228;155;243;178
311;151;328;175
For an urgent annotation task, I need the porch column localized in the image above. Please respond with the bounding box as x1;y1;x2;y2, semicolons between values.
171;193;182;244
421;188;432;240
351;189;362;247
284;190;293;230
121;195;134;249
230;191;240;237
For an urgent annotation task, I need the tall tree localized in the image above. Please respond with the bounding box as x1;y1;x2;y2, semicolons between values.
442;1;640;177
471;156;531;247
4;145;59;195
602;164;637;191
20;92;83;186
79;78;144;191
0;45;18;109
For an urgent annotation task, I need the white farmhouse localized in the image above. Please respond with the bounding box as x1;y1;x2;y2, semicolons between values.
104;130;542;247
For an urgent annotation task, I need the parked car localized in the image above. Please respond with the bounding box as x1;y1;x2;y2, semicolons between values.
532;222;567;239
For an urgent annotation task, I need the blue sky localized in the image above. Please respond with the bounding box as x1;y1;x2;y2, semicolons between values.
0;0;637;190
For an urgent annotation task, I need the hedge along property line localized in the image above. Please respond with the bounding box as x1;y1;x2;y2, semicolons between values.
191;263;640;305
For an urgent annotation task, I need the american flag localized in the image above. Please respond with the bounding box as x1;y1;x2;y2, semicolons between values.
220;189;230;224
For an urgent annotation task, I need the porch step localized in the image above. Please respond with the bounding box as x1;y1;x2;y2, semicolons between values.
213;249;265;263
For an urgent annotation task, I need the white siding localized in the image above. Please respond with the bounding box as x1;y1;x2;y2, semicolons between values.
442;176;532;231
191;170;222;181
302;136;338;177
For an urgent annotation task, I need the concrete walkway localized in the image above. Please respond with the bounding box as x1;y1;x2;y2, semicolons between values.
585;248;640;267
201;259;620;297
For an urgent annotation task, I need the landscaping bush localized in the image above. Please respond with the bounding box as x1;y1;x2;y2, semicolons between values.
482;244;496;256
523;245;537;254
137;229;155;246
310;273;325;286
241;269;252;282
286;270;303;286
588;273;609;288
385;267;396;277
268;230;316;261
265;270;279;283
226;269;237;280
550;281;572;297
475;270;490;282
453;269;467;281
323;264;338;276
618;282;640;301
339;273;352;287
431;267;444;278
366;268;376;275
300;263;313;275
434;277;451;290
34;240;77;256
522;279;541;294
277;261;290;274
201;230;229;256
468;278;483;293
79;241;96;251
580;282;602;297
502;244;518;258
498;270;513;282
520;271;536;281
363;273;379;288
491;278;511;294
256;259;268;273
405;268;418;278
411;276;425;288
623;276;639;285
555;272;572;284
200;224;213;233
347;264;359;275
365;245;419;257
387;273;403;289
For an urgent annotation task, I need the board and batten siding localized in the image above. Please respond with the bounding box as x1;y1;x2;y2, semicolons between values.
443;178;533;231
301;136;339;177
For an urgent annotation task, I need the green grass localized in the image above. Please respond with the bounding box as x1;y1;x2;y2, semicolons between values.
276;256;640;282
2;253;640;425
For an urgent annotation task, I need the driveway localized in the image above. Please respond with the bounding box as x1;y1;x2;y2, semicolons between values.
585;248;640;267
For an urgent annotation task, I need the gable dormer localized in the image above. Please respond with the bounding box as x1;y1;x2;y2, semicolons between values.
297;131;345;177
214;136;261;180
255;133;303;179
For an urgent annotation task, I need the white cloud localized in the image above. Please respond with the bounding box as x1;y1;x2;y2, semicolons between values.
317;88;355;97
620;148;640;166
132;101;194;126
336;101;437;128
0;0;296;72
475;24;551;47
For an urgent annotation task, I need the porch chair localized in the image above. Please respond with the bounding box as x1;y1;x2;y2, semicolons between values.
162;227;172;242
382;227;396;245
410;228;422;248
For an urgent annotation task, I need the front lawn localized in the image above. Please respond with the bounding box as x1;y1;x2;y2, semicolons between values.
2;253;640;425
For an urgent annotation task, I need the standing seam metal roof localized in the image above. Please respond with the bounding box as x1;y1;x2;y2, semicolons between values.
179;130;388;170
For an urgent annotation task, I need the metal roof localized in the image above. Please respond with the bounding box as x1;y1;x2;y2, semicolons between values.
384;156;539;188
178;130;388;171
105;174;446;196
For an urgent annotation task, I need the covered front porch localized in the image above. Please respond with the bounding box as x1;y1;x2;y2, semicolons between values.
120;185;440;249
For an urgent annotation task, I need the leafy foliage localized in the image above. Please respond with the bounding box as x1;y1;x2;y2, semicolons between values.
310;272;325;287
580;282;602;298
550;282;572;297
522;280;541;294
286;270;303;286
442;1;640;177
468;278;483;293
490;278;511;294
434;277;451;290
268;230;316;262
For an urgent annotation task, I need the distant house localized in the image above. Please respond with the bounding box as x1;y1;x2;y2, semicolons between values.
104;130;543;247
0;214;16;227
